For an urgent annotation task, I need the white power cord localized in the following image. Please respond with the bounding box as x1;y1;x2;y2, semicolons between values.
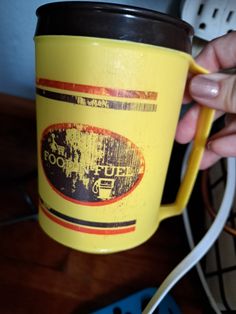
182;211;221;314
143;146;236;314
181;146;235;314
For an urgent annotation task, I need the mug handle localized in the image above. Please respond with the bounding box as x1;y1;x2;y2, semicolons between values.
159;60;215;221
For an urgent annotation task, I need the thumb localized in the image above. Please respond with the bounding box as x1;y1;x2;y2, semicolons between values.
189;73;236;113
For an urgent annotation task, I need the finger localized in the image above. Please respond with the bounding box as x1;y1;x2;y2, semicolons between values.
175;105;200;143
183;32;236;105
175;105;224;144
200;118;236;169
183;85;192;104
189;73;236;113
201;133;236;169
207;116;236;154
209;133;236;157
195;31;236;71
183;74;194;104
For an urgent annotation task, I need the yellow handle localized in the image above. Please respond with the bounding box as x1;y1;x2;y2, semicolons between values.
159;60;215;221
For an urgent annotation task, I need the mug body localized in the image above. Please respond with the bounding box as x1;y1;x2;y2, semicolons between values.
35;2;193;253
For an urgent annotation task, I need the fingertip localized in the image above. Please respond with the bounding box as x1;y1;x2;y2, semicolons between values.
175;106;200;144
175;125;192;144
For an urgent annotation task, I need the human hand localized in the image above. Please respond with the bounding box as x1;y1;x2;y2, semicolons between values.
175;31;236;169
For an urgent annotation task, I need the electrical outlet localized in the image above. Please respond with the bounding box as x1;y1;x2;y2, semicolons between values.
181;0;236;41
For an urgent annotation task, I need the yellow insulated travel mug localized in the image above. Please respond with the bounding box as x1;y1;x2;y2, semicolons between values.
35;2;214;253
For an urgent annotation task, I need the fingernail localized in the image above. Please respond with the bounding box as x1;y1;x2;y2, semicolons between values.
190;76;220;99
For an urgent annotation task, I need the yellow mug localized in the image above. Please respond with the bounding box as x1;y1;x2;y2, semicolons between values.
35;2;214;253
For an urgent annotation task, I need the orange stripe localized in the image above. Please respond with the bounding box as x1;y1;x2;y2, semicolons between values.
40;205;135;235
36;78;158;100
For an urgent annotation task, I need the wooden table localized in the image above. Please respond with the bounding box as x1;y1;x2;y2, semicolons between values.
0;93;211;314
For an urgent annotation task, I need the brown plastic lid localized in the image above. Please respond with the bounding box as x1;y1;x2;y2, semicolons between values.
35;1;193;53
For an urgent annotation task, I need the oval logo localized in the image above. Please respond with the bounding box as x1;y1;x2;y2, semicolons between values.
41;123;145;205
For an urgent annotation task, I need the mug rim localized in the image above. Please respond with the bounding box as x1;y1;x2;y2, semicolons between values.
35;1;193;53
36;1;192;34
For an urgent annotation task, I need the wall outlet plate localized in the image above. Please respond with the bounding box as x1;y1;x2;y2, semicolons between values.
181;0;236;41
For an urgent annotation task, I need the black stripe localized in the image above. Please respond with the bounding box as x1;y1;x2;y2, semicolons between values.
39;198;136;228
36;87;157;112
37;88;77;104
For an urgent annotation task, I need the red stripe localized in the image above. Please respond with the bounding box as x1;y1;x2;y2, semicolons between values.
40;205;135;235
36;78;158;100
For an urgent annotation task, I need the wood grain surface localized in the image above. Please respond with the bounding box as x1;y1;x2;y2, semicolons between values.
0;93;211;314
